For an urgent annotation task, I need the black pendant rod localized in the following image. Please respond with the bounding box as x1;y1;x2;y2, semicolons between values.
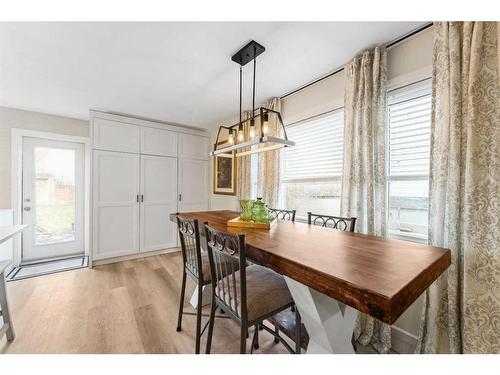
239;65;242;128
252;47;256;117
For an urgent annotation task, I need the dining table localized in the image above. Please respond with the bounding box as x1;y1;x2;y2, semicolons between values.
171;210;451;354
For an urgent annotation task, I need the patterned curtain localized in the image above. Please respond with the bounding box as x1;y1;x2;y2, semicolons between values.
256;97;282;207
341;46;391;353
416;22;500;354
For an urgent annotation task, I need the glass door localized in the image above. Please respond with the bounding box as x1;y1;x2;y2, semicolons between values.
21;137;85;262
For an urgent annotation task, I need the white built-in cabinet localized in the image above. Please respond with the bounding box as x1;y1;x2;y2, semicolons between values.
140;155;178;252
93;150;140;259
178;158;209;212
91;111;209;261
93;117;140;153
141;127;178;157
179;133;209;159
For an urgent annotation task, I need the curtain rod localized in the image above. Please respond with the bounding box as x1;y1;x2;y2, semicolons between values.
280;22;434;100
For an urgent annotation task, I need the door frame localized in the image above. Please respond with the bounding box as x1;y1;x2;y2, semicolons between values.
11;129;90;268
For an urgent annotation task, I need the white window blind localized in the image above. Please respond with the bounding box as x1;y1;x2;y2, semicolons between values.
387;79;432;243
279;109;344;219
283;110;344;181
388;80;432;178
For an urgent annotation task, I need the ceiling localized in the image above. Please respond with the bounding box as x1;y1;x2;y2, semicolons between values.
0;22;425;130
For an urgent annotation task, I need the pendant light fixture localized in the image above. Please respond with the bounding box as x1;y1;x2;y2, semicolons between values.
211;40;294;157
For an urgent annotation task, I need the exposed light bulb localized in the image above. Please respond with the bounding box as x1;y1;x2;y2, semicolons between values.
249;118;255;138
262;113;269;135
228;130;234;145
249;125;255;138
238;129;244;142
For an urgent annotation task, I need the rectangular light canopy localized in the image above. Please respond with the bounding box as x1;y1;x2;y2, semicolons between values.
211;107;295;157
211;136;294;156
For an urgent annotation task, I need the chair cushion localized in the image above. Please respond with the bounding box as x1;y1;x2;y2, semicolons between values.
217;265;293;323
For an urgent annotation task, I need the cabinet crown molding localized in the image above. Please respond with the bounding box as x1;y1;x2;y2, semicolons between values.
89;110;208;138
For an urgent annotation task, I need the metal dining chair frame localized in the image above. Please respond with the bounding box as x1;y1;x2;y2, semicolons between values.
261;207;303;353
266;211;358;354
176;216;210;354
307;211;358;353
204;224;295;354
307;212;357;232
267;207;297;222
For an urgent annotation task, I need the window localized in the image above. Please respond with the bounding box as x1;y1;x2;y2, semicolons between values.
387;79;432;243
280;109;344;220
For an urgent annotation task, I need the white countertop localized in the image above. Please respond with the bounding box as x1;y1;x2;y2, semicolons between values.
0;225;28;245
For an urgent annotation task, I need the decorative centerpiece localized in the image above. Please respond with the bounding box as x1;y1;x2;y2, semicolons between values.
251;198;270;223
227;197;277;229
239;199;254;221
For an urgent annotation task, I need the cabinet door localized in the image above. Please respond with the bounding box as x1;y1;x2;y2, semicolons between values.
178;134;209;160
178;158;209;212
140;155;178;252
93;150;140;259
93;118;140;153
141;127;177;157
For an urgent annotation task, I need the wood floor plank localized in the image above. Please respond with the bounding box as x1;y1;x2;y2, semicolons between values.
0;252;287;354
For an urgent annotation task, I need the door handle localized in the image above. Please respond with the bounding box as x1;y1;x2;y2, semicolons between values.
23;206;31;211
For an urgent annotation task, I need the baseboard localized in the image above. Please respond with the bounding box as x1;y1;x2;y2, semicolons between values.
391;326;419;354
92;247;181;266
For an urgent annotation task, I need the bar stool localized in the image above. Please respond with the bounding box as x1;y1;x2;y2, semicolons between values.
267;212;357;353
175;216;240;354
307;212;357;232
267;208;296;222
204;224;295;354
0;260;15;342
263;207;300;352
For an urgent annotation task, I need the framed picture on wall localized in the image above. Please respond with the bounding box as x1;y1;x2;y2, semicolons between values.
213;147;237;195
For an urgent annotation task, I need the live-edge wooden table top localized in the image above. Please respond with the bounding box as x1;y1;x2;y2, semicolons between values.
171;210;450;325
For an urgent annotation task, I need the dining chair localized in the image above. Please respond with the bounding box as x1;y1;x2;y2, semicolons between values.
262;207;302;353
307;212;357;232
204;224;296;354
267;207;296;222
175;216;240;354
267;212;358;354
310;212;358;351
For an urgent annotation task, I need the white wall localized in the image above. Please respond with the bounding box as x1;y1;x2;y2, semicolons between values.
387;27;433;86
0;107;89;209
208;27;434;341
281;27;433;122
281;72;345;125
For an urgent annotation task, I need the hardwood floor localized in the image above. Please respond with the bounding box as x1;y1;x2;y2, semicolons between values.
0;251;287;354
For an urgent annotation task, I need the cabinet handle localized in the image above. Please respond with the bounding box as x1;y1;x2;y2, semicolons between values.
136;194;139;203
179;194;182;201
141;195;144;202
